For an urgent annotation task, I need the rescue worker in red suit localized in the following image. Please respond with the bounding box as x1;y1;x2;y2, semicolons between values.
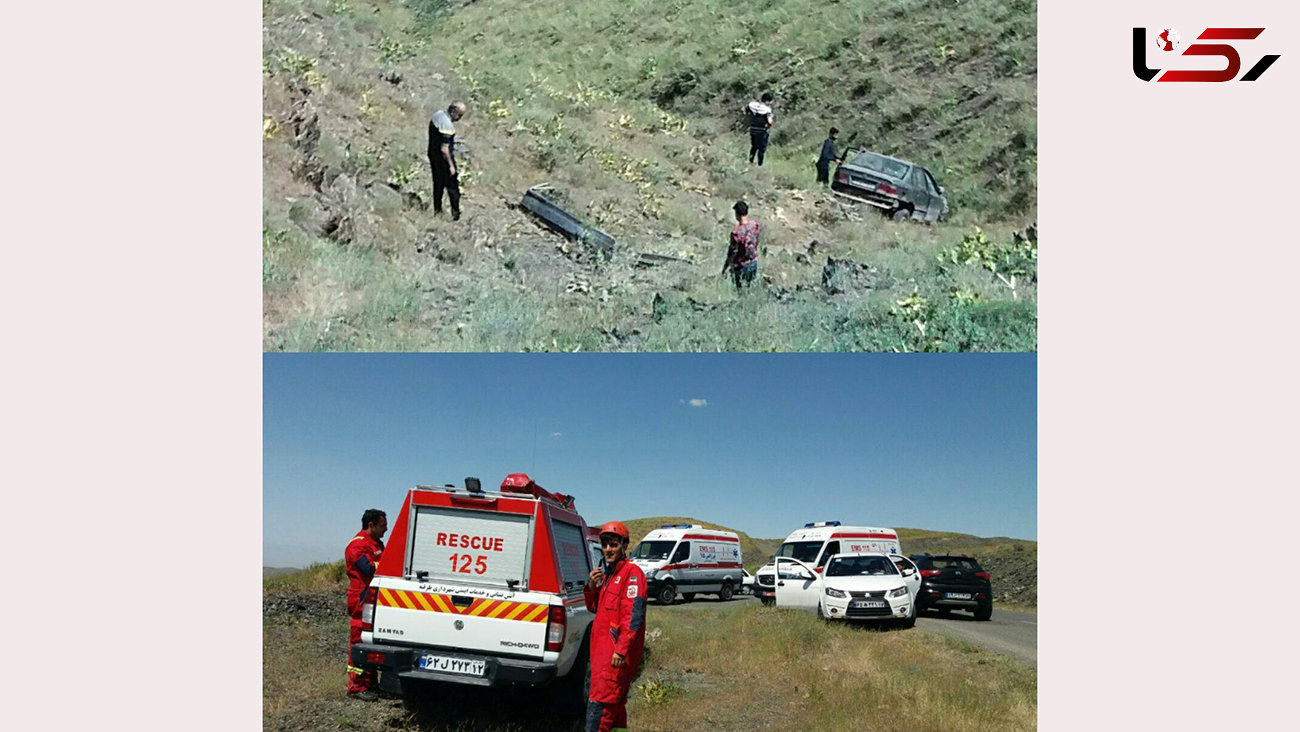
583;521;647;732
345;509;387;700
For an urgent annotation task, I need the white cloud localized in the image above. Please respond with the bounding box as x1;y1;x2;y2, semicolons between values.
681;398;708;408
549;432;563;438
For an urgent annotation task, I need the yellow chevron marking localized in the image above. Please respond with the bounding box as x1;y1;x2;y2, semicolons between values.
486;601;513;619
397;590;421;610
521;605;548;623
467;600;496;617
431;594;454;614
413;592;435;612
504;603;530;621
378;588;398;607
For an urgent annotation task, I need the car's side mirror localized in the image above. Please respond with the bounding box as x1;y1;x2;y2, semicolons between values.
902;568;915;576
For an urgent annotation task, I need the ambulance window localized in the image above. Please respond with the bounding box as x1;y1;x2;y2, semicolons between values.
817;541;841;566
670;542;690;563
632;540;676;561
776;541;822;563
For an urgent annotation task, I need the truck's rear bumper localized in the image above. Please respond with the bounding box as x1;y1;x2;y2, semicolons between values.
351;642;557;688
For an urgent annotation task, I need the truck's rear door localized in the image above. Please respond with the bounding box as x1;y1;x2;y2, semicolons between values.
373;504;550;660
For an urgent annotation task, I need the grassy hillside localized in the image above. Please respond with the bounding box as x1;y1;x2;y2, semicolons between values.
263;0;1037;351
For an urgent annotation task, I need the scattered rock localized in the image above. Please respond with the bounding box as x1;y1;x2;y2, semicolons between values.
417;229;464;264
288;197;332;236
381;69;403;85
366;180;405;215
821;256;879;295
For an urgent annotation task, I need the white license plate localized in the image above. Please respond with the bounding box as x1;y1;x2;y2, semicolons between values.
945;593;972;600
850;600;887;609
418;654;487;676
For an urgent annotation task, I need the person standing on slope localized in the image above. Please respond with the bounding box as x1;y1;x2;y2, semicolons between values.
345;509;387;701
583;521;647;732
744;92;775;166
722;200;761;288
428;101;467;221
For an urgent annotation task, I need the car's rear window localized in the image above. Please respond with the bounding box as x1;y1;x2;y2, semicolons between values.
849;152;911;179
925;557;981;571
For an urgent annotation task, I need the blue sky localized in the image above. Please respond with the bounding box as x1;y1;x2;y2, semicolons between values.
264;354;1036;567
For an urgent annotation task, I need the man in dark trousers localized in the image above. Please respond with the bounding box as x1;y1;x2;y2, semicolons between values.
816;127;846;187
744;92;774;166
428;101;467;220
345;509;387;701
583;521;647;732
722;200;761;288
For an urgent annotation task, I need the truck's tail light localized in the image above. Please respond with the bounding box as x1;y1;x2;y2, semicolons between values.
361;586;378;631
545;606;566;652
365;652;386;664
877;183;898;196
920;569;941;578
975;571;990;580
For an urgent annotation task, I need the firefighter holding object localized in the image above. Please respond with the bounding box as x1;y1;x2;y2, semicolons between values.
345;508;387;701
583;521;647;732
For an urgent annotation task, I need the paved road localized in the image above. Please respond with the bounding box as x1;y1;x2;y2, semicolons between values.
916;607;1037;667
674;594;1037;667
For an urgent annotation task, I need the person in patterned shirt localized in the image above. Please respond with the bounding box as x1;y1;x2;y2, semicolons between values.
722;200;760;288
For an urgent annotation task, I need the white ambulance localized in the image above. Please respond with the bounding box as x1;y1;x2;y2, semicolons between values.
629;524;744;605
349;474;595;713
753;521;902;605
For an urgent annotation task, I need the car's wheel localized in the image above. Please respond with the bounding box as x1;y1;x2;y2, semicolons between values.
719;581;734;601
656;583;676;605
891;207;911;222
974;604;993;621
682;592;695;602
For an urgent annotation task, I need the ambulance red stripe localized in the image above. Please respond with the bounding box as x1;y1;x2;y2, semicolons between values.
680;534;740;542
830;532;897;539
659;562;744;571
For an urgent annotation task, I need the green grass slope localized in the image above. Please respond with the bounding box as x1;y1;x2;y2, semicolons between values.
263;0;1036;351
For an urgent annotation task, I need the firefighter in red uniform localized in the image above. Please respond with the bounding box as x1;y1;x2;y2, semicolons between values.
345;509;387;700
583;521;647;732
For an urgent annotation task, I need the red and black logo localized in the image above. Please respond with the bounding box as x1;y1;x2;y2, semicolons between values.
1133;27;1280;82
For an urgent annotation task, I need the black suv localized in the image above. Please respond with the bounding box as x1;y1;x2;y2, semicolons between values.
909;554;992;620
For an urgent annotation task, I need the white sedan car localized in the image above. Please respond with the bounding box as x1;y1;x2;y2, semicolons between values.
772;552;920;628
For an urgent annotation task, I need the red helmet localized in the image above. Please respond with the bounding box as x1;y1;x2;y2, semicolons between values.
597;521;629;540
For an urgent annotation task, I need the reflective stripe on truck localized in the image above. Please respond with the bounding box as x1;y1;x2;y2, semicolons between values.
377;589;549;623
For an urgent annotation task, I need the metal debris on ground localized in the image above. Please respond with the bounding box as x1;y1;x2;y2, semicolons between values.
519;186;615;258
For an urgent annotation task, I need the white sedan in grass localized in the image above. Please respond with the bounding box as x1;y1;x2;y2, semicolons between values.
773;553;920;628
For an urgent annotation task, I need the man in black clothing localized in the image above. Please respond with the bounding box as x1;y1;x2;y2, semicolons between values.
816;127;845;187
744;92;774;166
428;101;467;220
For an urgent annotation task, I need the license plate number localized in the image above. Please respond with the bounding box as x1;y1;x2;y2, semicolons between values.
418;654;486;676
945;593;972;600
850;600;887;609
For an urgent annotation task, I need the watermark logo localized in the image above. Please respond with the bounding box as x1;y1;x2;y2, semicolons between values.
1133;27;1281;81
